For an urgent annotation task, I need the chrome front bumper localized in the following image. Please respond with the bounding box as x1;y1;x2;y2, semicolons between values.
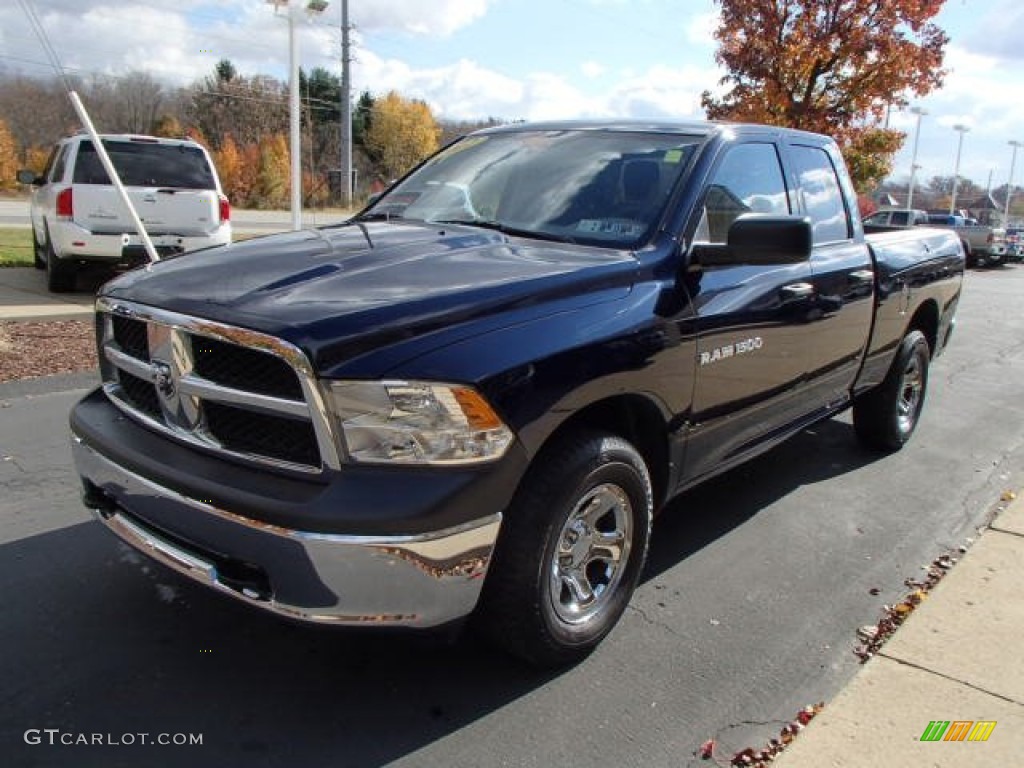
72;435;502;627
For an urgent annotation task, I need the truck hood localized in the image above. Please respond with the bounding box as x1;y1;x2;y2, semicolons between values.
101;220;638;374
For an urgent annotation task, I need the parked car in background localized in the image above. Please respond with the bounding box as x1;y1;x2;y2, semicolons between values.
863;207;1006;268
863;208;929;227
1006;227;1024;262
18;133;231;292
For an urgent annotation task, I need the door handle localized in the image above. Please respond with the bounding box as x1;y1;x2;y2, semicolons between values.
849;269;875;284
780;282;815;300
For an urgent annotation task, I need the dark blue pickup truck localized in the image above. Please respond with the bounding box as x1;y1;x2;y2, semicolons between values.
70;121;964;665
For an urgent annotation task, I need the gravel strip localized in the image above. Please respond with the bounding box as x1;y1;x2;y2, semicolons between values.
0;320;98;383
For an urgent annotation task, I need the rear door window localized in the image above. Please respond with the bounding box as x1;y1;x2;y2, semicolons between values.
789;145;851;243
73;140;215;189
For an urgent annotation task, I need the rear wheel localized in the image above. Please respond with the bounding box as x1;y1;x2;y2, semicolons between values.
853;330;930;451
44;226;75;293
477;431;652;666
32;230;45;269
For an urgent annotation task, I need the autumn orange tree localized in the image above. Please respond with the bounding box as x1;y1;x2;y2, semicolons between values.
0;119;18;190
702;0;948;191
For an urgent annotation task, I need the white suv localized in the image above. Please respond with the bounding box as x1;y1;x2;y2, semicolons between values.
18;133;231;292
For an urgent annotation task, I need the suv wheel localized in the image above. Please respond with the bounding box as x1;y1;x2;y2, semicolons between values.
44;226;75;293
32;231;45;270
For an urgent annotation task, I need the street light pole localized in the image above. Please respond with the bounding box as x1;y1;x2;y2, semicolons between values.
288;9;301;231
1004;140;1022;228
340;0;352;209
907;106;927;211
949;124;970;216
267;0;328;231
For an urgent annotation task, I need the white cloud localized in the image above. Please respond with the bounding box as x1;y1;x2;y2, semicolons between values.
684;11;719;46
355;52;524;120
581;61;606;79
889;42;1024;185
354;0;490;37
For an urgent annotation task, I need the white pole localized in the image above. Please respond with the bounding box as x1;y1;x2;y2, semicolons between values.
289;8;302;231
950;124;969;216
68;91;160;263
1004;141;1021;228
341;0;352;208
907;107;926;211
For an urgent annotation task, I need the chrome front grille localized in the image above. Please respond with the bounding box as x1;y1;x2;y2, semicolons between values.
96;297;340;472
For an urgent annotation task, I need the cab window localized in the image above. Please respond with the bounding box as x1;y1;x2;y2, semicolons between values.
695;143;790;244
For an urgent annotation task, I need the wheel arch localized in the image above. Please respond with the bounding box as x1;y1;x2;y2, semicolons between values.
906;298;939;356
528;394;672;512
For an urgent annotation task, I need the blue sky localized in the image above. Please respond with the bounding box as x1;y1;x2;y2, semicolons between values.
2;0;1023;191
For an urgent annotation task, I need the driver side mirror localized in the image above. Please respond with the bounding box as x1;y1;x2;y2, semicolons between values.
692;214;812;267
17;169;42;186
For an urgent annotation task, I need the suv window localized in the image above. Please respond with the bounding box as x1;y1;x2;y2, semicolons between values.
696;143;789;244
891;211;909;226
790;145;851;243
49;144;71;183
73;140;216;189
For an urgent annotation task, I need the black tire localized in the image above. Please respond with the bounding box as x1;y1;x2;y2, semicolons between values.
477;431;653;666
32;230;45;270
853;330;930;452
44;227;75;293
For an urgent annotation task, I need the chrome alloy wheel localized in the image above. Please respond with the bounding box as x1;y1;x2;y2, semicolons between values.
549;483;633;625
897;355;924;434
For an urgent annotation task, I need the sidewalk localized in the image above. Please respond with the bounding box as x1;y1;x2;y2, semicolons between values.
0;267;94;322
775;494;1024;767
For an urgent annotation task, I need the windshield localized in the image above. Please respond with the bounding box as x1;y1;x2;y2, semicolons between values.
365;129;701;248
74;140;217;189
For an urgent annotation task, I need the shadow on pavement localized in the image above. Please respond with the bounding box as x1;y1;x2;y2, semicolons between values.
646;418;876;581
1;522;556;768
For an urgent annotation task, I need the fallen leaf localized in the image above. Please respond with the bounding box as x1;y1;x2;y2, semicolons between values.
1001;490;1017;502
699;738;715;759
857;625;878;641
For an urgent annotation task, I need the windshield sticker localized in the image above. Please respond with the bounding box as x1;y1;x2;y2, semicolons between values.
664;149;683;164
576;219;644;236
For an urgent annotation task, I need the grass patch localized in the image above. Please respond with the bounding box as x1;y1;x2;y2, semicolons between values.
0;228;265;267
0;228;34;268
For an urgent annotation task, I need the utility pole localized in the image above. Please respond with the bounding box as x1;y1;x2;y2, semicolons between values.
340;0;353;209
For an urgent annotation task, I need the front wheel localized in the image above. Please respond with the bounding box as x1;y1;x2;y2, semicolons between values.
477;431;653;666
853;330;930;451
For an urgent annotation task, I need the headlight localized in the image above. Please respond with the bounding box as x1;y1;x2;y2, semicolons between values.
326;380;514;465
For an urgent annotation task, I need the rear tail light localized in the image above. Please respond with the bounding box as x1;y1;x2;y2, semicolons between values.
56;187;73;218
987;233;994;244
219;195;230;224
